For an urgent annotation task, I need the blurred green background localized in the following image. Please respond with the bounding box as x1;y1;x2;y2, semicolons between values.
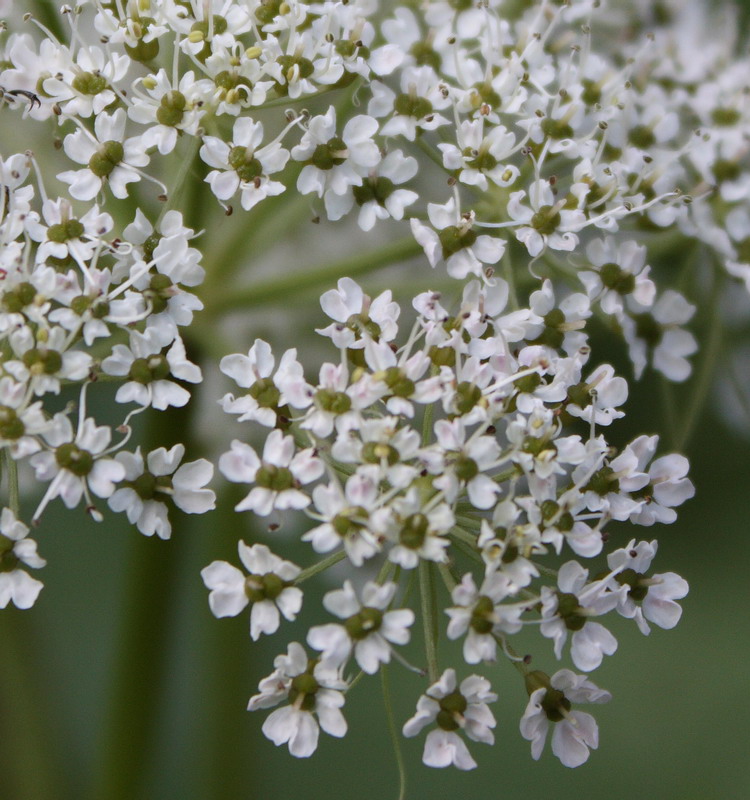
2;2;750;799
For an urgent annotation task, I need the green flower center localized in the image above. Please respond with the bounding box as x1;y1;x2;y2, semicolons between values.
289;667;320;712
633;313;663;348
586;465;619;496
156;90;187;127
600;262;636;294
556;591;587;631
530;205;561;235
72;71;107;96
436;690;468;731
0;406;25;440
352;176;396;207
362;441;399;466
615;567;649;602
393;93;433;119
2;282;37;313
129;354;171;384
454;453;478;482
310;136;348;170
228;145;263;183
332;506;368;538
344;606;383;640
22;347;63;376
88;141;124;178
55;443;94;476
454;381;482;416
400;512;429;549
628;124;656;149
249;377;281;409
245;572;286;602
130;470;172;500
382;366;415;398
255;464;295;491
470;594;495;635
146;273;174;314
47;219;84;243
541;117;573;140
315;387;352;415
438;225;478;259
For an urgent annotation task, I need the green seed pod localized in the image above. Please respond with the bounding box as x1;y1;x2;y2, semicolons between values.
88;141;124;178
0;406;25;440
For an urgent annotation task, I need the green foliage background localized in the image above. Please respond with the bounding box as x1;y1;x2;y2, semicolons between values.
2;3;750;799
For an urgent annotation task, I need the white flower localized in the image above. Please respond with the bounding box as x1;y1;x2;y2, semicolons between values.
403;668;497;770
507;181;584;257
304;467;383;567
540;562;619;671
420;418;502;509
248;642;347;758
0;508;46;610
219;431;323;516
102;329;202;410
201;542;302;640
520;669;611;768
307;580;414;673
30;412;126;519
108;445;215;539
607;539;689;634
58;109;149;200
200;117;289;211
622;290;697;381
316;277;400;350
446;572;522;663
292;106;380;218
349;149;418;230
410;197;505;280
581;238;656;317
625;436;695;525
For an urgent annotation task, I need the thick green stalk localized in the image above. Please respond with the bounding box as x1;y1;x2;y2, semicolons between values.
90;402;197;800
0;613;67;799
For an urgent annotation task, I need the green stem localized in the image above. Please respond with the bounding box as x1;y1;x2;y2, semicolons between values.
503;246;520;310
2;448;20;515
203;162;306;287
156;134;202;227
493;633;529;677
421;397;435;447
381;666;407;800
418;561;440;683
206;237;423;316
531;561;559;579
294;550;346;584
437;562;457;591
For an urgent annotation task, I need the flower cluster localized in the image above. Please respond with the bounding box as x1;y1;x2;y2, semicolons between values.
206;277;691;767
0;151;216;602
1;0;739;781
